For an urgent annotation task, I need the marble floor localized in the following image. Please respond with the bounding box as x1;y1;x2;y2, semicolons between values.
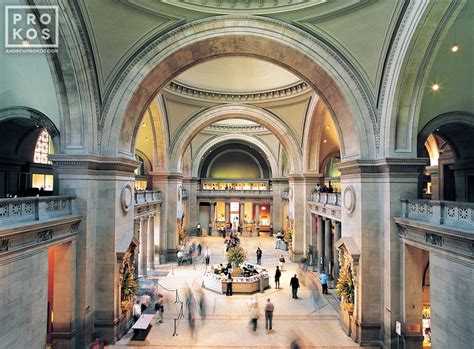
112;237;363;348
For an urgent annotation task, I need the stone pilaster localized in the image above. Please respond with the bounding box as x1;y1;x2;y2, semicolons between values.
271;178;287;233
153;210;161;267
225;202;230;222
139;217;148;277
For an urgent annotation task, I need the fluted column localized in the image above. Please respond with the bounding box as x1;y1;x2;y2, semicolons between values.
147;215;155;271
154;210;161;266
316;215;325;272
324;218;333;278
255;204;260;223
210;201;216;224
333;221;342;282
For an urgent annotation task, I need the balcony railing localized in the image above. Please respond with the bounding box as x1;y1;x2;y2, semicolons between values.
198;189;272;197
310;192;341;207
134;190;161;205
0;196;75;226
400;199;474;231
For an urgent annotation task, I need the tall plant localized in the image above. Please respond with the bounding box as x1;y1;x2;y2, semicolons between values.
336;266;354;303
227;246;247;266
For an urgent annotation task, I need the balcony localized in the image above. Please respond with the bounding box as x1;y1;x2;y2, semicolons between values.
310;192;341;207
396;199;474;259
308;192;341;221
0;196;75;225
197;189;273;200
134;190;161;205
0;196;80;259
134;190;161;218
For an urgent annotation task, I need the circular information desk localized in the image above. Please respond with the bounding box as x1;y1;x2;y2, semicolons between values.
203;263;270;294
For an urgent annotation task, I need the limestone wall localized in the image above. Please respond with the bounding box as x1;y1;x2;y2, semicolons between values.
430;253;474;349
0;250;48;348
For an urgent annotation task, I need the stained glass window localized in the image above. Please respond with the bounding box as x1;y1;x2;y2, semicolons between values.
33;129;52;164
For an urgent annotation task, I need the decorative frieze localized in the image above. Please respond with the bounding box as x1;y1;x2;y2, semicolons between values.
36;230;53;243
0;239;8;252
425;233;443;247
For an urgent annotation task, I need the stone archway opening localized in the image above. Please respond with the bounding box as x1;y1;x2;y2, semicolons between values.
101;17;376;164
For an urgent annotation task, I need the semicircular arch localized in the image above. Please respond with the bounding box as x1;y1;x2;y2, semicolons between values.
192;134;280;178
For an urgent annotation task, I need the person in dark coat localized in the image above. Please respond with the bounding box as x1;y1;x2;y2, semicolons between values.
256;247;262;265
290;274;300;299
274;266;281;289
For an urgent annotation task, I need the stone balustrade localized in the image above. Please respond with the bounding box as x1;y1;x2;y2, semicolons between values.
0;196;75;226
197;189;273;199
400;199;474;231
134;190;161;205
310;192;341;207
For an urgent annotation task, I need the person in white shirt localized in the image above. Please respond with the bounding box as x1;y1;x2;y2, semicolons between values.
133;300;142;322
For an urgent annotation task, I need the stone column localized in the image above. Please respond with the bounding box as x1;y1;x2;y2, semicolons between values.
239;202;244;225
333;221;342;282
139;217;148;277
271;178;287;233
225;202;230;222
324;218;333;278
151;172;183;261
153;210;161;267
317;215;325;272
425;165;439;200
253;203;259;223
209;201;216;227
147;215;155;271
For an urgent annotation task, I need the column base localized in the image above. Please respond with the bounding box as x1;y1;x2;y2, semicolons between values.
165;249;178;262
94;317;122;345
353;320;382;346
51;329;76;349
404;333;424;349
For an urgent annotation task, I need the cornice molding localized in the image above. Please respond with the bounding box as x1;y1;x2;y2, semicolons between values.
166;80;311;103
50;154;140;173
336;158;429;176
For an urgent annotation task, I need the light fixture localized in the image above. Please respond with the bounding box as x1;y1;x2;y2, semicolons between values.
261;206;266;210
323;139;327;143
142;122;146;127
431;84;440;92
451;44;459;53
326;125;330;129
145;137;149;141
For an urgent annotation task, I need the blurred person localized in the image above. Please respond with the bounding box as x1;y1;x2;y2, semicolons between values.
132;299;142;322
320;271;329;294
256;247;262;265
198;290;207;324
249;303;261;332
279;254;285;271
154;294;164;323
185;289;197;338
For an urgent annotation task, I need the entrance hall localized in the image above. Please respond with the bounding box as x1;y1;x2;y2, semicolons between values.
114;237;363;349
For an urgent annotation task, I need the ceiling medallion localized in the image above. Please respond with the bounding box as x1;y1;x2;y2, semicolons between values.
162;0;325;15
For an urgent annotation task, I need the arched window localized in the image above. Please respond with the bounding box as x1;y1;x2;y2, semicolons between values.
33;129;54;164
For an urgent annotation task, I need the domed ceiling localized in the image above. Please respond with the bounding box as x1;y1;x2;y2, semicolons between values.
173;57;302;94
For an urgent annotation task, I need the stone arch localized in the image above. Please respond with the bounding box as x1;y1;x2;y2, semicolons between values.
169;104;302;173
191;134;280;178
417;111;474;160
100;16;376;162
0;106;61;151
378;1;463;157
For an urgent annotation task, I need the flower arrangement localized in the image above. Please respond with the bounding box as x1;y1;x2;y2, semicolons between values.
336;266;354;303
226;246;247;266
121;270;138;300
